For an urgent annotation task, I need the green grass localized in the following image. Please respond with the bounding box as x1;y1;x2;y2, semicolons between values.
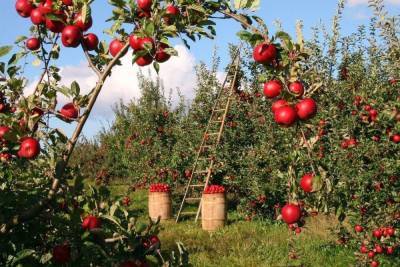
108;185;357;267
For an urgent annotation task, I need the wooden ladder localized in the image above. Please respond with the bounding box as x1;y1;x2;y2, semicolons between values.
176;49;241;223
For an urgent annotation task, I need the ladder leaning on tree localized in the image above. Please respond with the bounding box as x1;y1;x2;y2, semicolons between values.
175;47;242;223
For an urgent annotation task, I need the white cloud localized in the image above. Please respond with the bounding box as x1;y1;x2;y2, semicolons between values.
27;45;197;119
348;0;400;6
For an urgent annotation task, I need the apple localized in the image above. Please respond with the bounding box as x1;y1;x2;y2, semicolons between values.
386;246;395;255
253;43;277;64
129;35;155;51
30;8;45;25
354;225;364;233
52;244;71;264
109;39;125;57
386;227;395;236
39;0;53;14
0;153;12;162
281;204;301;224
166;5;180;16
360;245;368;254
364;105;372;111
60;103;79;119
375;245;383;254
17;137;40;159
62;0;73;6
370;261;379;267
83;33;99;51
271;99;288;113
0;126;10;140
82;215;101;230
274;106;297;126
15;0;34;18
45;13;65;33
300;173;314;193
368;251;375;258
74;12;92;32
61;25;82;48
26;37;41;51
295;98;317;120
295;227;301;234
137;0;152;11
155;43;171;63
289;81;304;97
136;55;153;66
372;229;382;239
142;235;160;250
263;80;282;98
391;134;400;143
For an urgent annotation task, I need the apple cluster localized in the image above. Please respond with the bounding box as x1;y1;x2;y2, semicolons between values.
253;42;318;127
203;185;225;194
149;183;170;193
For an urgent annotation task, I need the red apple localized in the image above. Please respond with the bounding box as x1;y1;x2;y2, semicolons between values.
26;37;41;51
30;8;45;25
129;35;154;51
60;103;79;119
62;0;73;6
166;5;180;16
386;246;395;255
375;245;383;254
253;43;277;64
281;204;301;224
386;227;395;236
295;98;317;120
274;105;297;126
354;225;364;233
45;13;65;33
74;12;92;32
17;137;40;159
83;33;99;51
373;229;382;239
82;215;101;230
155;43;171;63
391;134;400;143
368;251;375;258
360;245;368;254
39;0;53;14
263;80;282;98
0;126;11;140
61;25;82;48
370;261;379;267
109;39;125;57
52;244;71;264
300;173;314;193
0;153;12;162
137;0;152;11
15;0;34;18
289;81;304;97
271;99;288;113
136;55;153;66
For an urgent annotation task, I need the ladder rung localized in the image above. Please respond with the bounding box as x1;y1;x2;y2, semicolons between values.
207;132;219;135
214;109;225;112
180;211;197;215
194;169;209;174
190;184;205;187
185;197;201;202
211;120;223;123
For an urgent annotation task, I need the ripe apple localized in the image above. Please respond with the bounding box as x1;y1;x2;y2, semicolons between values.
300;173;314;193
0;126;10;140
17;137;40;159
39;0;53;14
360;245;368;254
155;43;171;63
61;25;82;48
368;251;375;258
15;0;34;18
26;37;41;51
295;98;317;120
375;245;383;254
137;0;152;11
82;215;101;230
289;81;304;97
166;5;180;16
109;39;125;57
271;99;288;113
129;35;155;51
45;13;65;33
263;80;282;98
83;33;99;51
52;244;71;264
136;55;153;66
74;13;93;31
386;227;395;236
253;43;277;64
372;229;382;239
0;153;12;162
281;203;301;224
370;261;379;267
386;246;394;255
30;8;45;25
60;103;79;119
354;224;364;233
274;105;297;126
295;227;302;234
391;134;400;143
62;0;73;6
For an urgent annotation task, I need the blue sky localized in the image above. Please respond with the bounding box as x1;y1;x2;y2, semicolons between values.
0;0;399;138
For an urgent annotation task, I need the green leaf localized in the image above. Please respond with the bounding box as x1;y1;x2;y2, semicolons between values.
153;61;160;73
71;81;80;96
11;249;36;264
0;46;13;58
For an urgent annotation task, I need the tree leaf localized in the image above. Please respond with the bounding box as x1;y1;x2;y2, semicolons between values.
0;46;13;58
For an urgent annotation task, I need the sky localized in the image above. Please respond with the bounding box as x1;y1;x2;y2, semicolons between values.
0;0;399;138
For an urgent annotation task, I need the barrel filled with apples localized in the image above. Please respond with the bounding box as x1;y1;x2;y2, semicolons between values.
202;185;227;231
148;183;172;221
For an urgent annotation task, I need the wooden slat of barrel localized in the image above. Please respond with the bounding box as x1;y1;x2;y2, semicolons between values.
202;193;226;231
148;192;172;221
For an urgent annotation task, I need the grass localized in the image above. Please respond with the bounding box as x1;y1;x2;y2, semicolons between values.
107;185;358;267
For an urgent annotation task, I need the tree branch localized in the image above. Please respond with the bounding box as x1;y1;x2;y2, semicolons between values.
81;42;102;78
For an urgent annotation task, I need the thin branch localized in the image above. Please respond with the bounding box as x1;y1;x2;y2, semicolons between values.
81;43;102;78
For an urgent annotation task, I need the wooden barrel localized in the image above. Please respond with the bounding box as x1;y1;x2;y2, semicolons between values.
202;193;226;231
148;192;172;221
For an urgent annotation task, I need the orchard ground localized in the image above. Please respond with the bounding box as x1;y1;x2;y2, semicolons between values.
107;184;398;267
